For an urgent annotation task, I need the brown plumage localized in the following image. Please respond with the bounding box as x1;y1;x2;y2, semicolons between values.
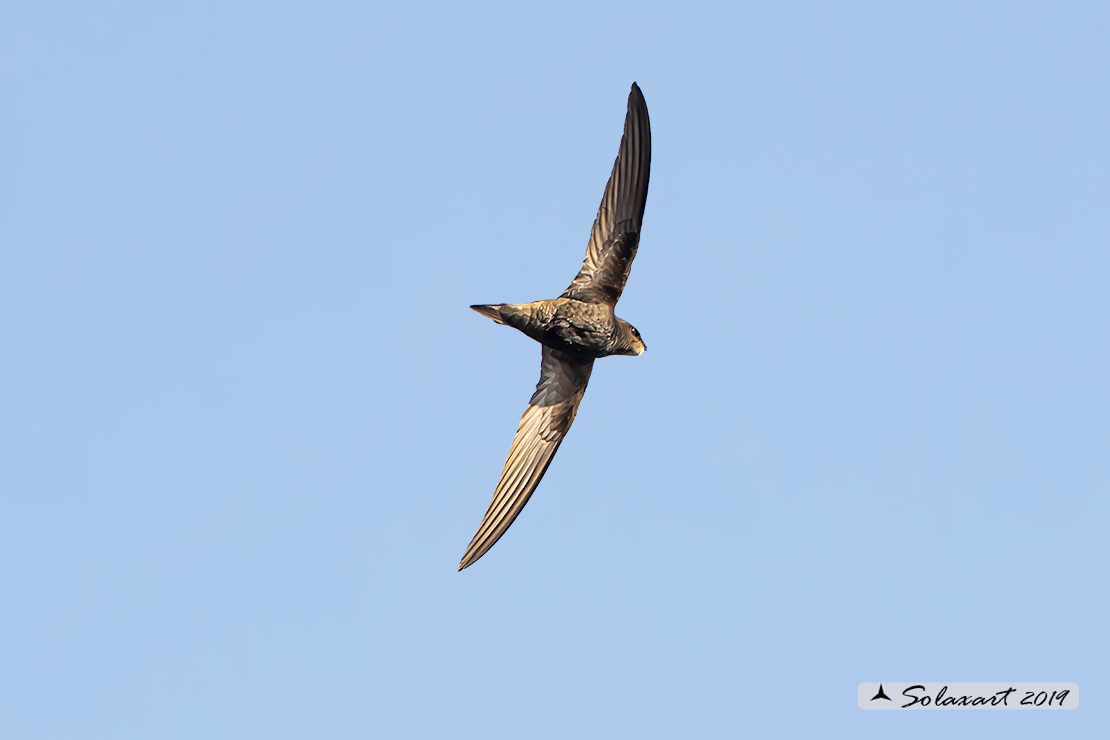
459;83;651;571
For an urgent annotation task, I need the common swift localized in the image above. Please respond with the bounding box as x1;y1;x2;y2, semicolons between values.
459;83;651;571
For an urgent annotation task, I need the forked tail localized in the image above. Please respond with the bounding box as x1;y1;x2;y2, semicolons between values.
470;304;505;324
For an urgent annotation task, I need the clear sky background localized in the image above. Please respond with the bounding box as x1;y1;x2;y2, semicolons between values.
1;2;1107;738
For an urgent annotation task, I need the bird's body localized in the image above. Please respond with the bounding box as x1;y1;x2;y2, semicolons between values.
459;83;651;571
471;298;643;359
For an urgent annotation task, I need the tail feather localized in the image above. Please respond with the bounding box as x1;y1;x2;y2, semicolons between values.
470;304;505;324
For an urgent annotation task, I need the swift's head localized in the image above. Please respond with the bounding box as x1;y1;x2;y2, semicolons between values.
614;318;647;356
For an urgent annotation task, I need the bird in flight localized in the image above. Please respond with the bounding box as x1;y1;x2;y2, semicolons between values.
459;83;651;571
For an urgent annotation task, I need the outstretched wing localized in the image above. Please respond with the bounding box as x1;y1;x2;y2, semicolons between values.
459;347;594;570
562;82;651;306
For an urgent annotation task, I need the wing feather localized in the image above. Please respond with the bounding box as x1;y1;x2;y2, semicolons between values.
458;348;594;570
562;83;651;306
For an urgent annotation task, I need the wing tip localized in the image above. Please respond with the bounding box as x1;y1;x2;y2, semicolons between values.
457;548;482;571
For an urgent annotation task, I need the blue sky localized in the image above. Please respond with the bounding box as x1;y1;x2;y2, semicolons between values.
1;2;1107;737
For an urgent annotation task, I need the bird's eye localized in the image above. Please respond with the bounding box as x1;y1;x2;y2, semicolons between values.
631;327;640;337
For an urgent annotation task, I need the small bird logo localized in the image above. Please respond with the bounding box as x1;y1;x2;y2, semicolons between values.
459;83;652;570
